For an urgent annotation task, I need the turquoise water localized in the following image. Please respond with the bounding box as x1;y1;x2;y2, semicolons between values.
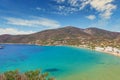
0;44;120;80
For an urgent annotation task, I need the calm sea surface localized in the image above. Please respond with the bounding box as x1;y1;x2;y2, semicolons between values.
0;44;120;80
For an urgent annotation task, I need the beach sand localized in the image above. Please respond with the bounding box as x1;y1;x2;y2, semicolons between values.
74;45;120;57
95;50;120;57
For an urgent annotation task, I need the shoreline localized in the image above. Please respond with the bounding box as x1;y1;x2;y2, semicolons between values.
95;49;120;57
1;43;120;57
73;45;120;57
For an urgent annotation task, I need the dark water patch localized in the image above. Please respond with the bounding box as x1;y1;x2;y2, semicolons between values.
18;55;28;61
44;68;60;72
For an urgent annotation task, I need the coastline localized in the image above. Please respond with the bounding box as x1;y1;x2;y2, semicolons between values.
73;45;120;57
94;49;120;57
1;43;120;57
1;43;120;80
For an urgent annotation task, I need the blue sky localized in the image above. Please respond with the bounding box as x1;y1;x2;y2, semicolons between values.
0;0;120;35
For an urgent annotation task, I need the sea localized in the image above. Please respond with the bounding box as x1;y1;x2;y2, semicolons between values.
0;44;120;80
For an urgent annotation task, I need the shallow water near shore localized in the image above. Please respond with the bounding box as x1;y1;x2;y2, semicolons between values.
0;44;120;80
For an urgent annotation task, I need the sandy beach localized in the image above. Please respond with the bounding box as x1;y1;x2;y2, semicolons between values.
73;45;120;57
95;49;120;57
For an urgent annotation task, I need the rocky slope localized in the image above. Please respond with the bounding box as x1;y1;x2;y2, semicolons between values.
0;26;120;46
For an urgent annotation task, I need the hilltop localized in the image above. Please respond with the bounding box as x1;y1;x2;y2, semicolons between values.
0;26;120;48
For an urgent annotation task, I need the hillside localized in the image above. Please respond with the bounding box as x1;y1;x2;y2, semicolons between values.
84;27;120;39
0;26;120;46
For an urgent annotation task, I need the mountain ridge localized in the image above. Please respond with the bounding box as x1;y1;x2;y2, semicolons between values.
0;26;120;46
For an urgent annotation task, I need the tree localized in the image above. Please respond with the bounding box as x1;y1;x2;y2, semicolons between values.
0;69;54;80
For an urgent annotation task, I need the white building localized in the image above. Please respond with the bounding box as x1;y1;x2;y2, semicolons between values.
113;48;120;54
104;46;113;52
95;47;104;51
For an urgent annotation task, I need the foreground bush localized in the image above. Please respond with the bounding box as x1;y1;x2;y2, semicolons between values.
0;70;55;80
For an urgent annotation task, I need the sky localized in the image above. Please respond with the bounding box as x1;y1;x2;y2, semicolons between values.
0;0;120;35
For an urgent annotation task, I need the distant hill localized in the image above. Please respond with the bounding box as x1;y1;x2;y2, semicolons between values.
0;26;120;46
84;27;120;39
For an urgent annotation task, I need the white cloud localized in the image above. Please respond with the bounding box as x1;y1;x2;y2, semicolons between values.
53;0;81;15
55;5;79;15
68;0;79;6
4;17;61;29
0;28;34;35
36;7;45;11
80;0;117;19
56;0;65;3
58;5;65;11
54;0;116;19
86;15;96;20
36;7;42;10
